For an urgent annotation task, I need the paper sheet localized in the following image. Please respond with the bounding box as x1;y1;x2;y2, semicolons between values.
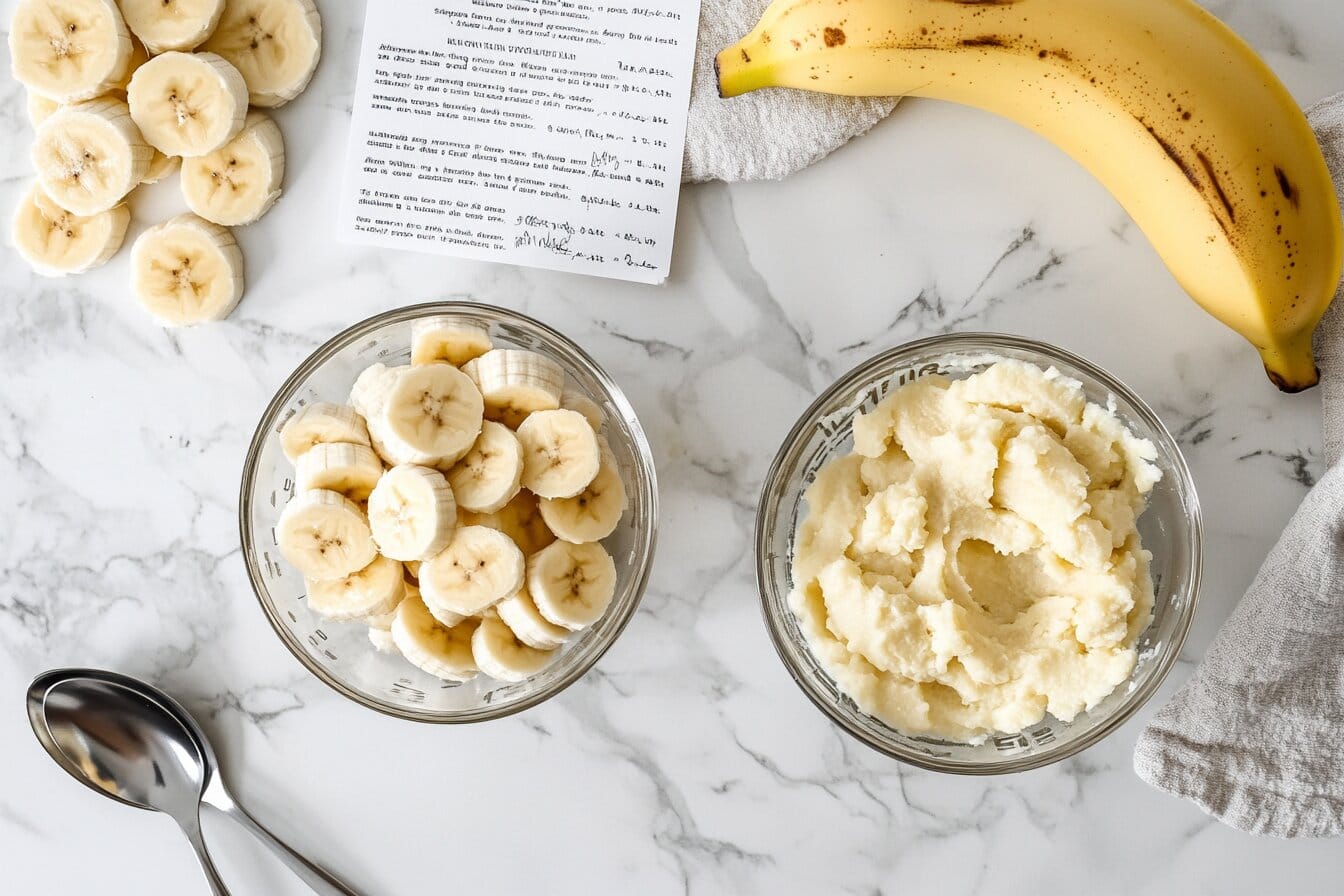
339;0;700;284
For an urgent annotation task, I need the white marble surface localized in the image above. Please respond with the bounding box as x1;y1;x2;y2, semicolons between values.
3;1;1344;893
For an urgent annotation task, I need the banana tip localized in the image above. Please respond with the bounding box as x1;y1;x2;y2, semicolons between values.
1265;365;1319;393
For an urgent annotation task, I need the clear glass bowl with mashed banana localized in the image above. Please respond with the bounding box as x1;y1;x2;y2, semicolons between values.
756;333;1201;773
240;303;657;723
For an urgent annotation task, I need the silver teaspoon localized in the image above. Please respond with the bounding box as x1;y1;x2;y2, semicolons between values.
27;668;361;896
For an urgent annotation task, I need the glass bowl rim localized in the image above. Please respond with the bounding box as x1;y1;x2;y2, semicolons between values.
753;331;1203;773
238;301;660;724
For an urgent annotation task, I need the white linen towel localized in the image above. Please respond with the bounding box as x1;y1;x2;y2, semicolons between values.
1133;92;1344;838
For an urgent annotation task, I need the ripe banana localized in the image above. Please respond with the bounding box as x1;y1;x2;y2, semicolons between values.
127;50;248;156
561;389;606;432
379;363;485;466
276;488;378;581
201;0;322;108
526;540;617;631
130;213;244;325
391;592;480;682
279;402;370;463
471;613;556;682
33;96;151;215
10;0;132;103
420;525;525;617
142;150;182;185
516;408;601;499
459;490;556;557
305;554;404;623
367;464;459;562
716;0;1344;391
295;442;384;502
27;92;60;127
496;589;570;650
448;420;524;514
470;349;564;427
12;182;129;276
120;0;224;55
539;440;627;544
411;316;493;366
181;111;285;226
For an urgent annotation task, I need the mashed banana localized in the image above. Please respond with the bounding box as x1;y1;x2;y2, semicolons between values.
790;359;1161;742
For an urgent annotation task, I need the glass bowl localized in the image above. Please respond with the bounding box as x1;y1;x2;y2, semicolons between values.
756;333;1201;773
240;302;658;722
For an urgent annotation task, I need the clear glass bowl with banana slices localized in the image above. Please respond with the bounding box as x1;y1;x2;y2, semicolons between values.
756;333;1201;773
240;303;657;722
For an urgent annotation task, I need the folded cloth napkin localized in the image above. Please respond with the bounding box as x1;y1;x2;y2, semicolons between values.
1133;92;1344;838
682;0;899;183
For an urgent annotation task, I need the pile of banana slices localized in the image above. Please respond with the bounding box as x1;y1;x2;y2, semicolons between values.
275;316;629;684
9;0;321;324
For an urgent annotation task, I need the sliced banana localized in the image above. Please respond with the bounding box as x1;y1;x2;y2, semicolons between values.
526;540;617;631
127;50;248;156
202;0;321;108
304;554;404;622
276;488;377;581
391;592;480;682
471;613;557;683
447;421;523;514
517;408;601;499
460;490;556;557
539;441;626;543
366;581;410;632
472;349;564;427
411;316;492;366
404;560;421;583
141;150;181;185
367;464;458;562
561;389;606;431
379;363;484;467
368;626;398;654
27;92;60;127
419;525;524;617
294;442;384;502
353;364;462;467
181;110;285;226
33;97;151;215
10;0;132;103
496;589;570;650
120;0;225;54
113;37;149;92
279;402;370;463
12;182;129;276
350;363;397;418
130;213;244;325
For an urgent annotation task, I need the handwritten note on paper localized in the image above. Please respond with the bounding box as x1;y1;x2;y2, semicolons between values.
338;0;700;284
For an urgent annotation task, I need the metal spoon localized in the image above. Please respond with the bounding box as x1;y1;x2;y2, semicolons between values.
27;668;361;896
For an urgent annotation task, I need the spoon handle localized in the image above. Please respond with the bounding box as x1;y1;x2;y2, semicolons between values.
207;794;361;896
180;820;233;896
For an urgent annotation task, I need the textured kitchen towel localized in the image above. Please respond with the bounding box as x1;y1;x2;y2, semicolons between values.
1133;92;1344;838
682;0;899;183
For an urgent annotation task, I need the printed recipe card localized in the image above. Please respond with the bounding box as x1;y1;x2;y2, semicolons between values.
339;0;700;284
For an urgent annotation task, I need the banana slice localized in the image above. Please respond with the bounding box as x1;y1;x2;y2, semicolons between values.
141;150;181;185
33;97;151;215
12;182;129;276
295;442;384;502
368;627;398;654
181;110;285;226
516;409;601;499
526;540;617;631
113;37;149;92
471;613;557;683
367;464;458;562
447;421;523;514
202;0;321;108
561;389;606;432
304;554;404;622
460;490;556;557
27;92;60;127
471;349;564;427
420;525;524;617
127;50;248;156
496;589;570;650
353;364;463;467
10;0;132;103
276;488;377;581
350;363;396;418
539;441;626;544
391;593;479;682
411;316;492;366
120;0;225;54
367;581;411;632
379;363;484;467
404;560;421;583
279;402;370;463
130;213;244;325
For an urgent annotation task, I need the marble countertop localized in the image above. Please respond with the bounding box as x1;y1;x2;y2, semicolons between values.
3;1;1343;892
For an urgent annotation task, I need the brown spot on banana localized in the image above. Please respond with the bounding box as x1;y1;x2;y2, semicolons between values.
1196;150;1235;223
1274;166;1299;208
1140;120;1199;190
960;35;1007;47
824;27;846;47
